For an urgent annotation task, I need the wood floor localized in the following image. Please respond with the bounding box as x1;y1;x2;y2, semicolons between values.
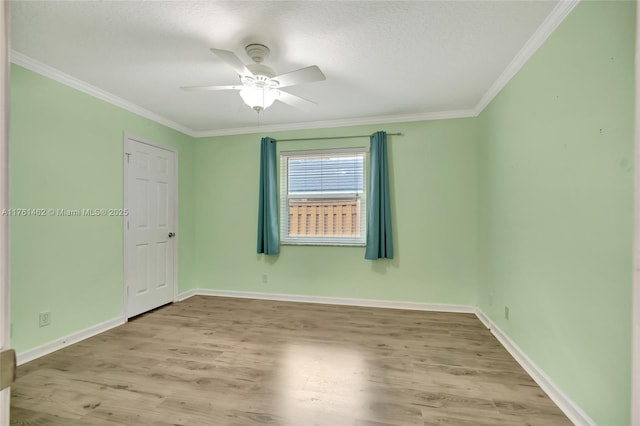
10;296;571;425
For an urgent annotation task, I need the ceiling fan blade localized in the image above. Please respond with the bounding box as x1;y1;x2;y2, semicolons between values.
181;85;243;92
210;48;253;77
274;65;326;88
277;90;317;109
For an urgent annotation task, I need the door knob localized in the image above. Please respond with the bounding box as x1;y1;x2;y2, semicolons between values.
168;232;175;238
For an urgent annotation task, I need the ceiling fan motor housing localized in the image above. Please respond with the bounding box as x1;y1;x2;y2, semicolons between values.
246;63;277;80
241;73;279;89
244;44;278;84
245;43;270;63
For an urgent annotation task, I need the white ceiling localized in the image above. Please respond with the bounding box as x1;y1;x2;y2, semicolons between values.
9;1;574;137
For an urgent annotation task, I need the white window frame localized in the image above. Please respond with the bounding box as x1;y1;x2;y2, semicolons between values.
280;147;368;246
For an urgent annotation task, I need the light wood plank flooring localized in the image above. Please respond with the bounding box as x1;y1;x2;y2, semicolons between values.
10;296;571;425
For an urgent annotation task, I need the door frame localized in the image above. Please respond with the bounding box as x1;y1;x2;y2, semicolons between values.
122;132;178;319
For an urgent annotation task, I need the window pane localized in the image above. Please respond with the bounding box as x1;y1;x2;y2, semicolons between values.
280;149;366;246
288;156;364;195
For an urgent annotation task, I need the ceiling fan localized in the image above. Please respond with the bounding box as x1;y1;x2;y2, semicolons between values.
181;43;326;113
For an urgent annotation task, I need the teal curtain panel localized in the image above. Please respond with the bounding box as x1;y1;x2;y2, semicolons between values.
365;131;393;259
257;137;280;255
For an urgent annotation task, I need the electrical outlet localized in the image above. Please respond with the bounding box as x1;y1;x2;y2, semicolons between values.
504;306;510;320
39;311;51;327
261;273;268;284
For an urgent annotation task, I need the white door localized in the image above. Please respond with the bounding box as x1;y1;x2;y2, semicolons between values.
124;135;177;318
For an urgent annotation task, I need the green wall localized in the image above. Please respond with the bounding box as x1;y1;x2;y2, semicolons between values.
194;119;479;305
477;1;635;424
10;65;195;353
8;0;637;423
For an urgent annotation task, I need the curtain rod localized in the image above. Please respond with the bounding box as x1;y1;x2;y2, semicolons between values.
273;132;403;143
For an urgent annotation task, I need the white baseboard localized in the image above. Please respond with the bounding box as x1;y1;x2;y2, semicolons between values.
178;289;593;424
477;308;595;426
17;316;125;366
178;288;475;314
15;290;593;425
474;307;491;329
177;288;197;301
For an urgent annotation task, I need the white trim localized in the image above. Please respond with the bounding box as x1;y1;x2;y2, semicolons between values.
123;133;179;318
8;2;579;139
9;51;196;137
177;288;475;314
177;289;197;302
632;0;640;422
192;109;478;138
16;316;124;366
5;49;476;138
279;148;368;247
474;307;491;329
13;287;595;425
477;308;595;426
124;132;179;153
473;0;580;114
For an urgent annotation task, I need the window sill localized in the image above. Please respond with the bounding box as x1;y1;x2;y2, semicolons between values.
281;241;365;247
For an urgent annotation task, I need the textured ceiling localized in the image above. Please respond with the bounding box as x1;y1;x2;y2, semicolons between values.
10;1;565;136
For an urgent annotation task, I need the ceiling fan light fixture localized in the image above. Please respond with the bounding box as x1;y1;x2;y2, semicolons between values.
183;44;325;112
240;86;279;113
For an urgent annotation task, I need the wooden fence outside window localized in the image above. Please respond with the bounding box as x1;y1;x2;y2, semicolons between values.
288;199;361;238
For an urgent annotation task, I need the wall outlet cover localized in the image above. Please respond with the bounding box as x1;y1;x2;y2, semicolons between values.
38;311;51;327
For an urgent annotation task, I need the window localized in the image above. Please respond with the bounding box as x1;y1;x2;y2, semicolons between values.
280;148;367;245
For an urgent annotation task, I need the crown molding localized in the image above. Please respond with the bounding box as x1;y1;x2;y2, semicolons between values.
10;0;579;139
9;50;197;137
10;49;476;139
191;109;478;138
473;0;580;114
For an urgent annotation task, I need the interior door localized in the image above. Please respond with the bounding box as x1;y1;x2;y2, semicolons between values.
124;135;177;318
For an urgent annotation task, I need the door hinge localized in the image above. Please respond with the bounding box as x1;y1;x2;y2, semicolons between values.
125;152;132;163
0;348;16;391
